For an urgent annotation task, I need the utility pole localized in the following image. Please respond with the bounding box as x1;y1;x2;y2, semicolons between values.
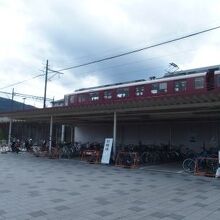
43;60;49;108
52;96;55;107
11;88;15;111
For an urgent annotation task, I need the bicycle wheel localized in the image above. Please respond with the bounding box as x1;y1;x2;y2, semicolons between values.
182;158;195;173
124;153;132;167
140;152;148;164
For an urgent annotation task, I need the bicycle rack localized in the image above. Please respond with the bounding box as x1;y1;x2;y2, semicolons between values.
115;151;140;168
81;150;101;164
194;157;218;177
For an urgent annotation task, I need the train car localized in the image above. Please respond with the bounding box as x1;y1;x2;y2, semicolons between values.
64;66;220;107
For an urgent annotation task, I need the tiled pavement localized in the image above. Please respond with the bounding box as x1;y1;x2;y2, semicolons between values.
0;153;220;220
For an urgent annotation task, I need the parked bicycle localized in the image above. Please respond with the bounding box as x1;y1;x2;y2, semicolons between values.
140;144;182;165
115;145;140;168
182;147;218;173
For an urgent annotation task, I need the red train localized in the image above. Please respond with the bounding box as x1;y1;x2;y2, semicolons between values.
63;66;220;107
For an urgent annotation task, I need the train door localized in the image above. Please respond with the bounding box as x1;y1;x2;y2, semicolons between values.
206;69;215;91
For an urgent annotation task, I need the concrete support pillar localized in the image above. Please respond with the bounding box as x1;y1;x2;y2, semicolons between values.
49;116;53;154
8;119;12;146
113;112;117;159
61;125;65;143
169;126;172;150
70;126;74;143
217;123;220;149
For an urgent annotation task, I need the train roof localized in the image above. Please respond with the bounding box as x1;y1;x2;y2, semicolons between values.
71;72;206;95
165;64;220;77
74;79;146;92
67;64;220;95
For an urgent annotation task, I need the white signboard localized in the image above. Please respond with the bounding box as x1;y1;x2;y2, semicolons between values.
219;151;220;164
101;138;113;164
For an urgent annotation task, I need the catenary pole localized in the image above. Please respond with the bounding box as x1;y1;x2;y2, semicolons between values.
43;60;49;108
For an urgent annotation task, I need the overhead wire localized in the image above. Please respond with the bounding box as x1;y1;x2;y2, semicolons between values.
0;91;53;102
53;20;220;68
1;25;220;91
71;47;200;78
0;68;62;90
66;44;216;91
53;25;220;72
0;73;45;90
66;64;170;93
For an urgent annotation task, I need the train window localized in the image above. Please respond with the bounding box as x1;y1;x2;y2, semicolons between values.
89;92;99;101
69;95;75;104
174;80;187;92
159;82;167;92
116;88;129;98
151;82;167;94
151;83;158;94
135;86;144;96
64;95;69;106
217;75;220;87
104;91;112;99
78;94;87;103
194;77;205;89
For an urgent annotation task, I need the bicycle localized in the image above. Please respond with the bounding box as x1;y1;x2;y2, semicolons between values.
115;145;140;168
182;148;218;174
182;158;196;173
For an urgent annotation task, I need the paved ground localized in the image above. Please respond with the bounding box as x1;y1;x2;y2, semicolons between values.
140;162;184;174
0;153;220;220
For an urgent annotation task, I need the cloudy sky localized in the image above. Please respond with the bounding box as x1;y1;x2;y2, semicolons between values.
0;0;220;107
